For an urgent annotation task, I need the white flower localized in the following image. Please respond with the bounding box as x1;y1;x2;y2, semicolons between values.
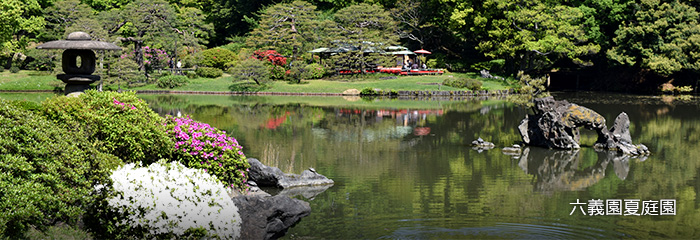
107;160;241;239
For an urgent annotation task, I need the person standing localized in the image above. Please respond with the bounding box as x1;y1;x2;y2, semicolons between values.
176;60;182;74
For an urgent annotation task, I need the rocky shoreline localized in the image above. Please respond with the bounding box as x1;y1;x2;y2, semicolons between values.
231;158;334;240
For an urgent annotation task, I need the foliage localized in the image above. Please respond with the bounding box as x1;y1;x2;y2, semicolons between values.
477;0;600;73
93;160;241;239
270;65;287;80
0;0;45;58
302;63;325;79
165;116;250;190
199;48;235;70
660;83;694;94
472;59;505;72
103;0;178;74
230;58;271;85
442;77;482;91
185;70;198;79
23;48;57;72
329;3;398;73
360;87;378;95
41;90;176;164
9;66;19;73
608;1;700;76
507;71;550;107
40;0;93;42
120;46;170;72
108;53;141;85
157;75;189;88
195;66;223;78
286;64;303;83
0;100;121;237
247;1;320;57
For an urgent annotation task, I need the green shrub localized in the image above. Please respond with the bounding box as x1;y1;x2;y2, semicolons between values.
41;90;176;164
199;48;236;70
471;59;505;72
196;67;223;78
360;87;377;95
270;65;286;80
286;65;303;83
9;66;20;73
426;59;438;69
443;77;482;91
0;100;122;237
230;58;270;85
302;63;325;79
157;75;190;89
185;71;198;79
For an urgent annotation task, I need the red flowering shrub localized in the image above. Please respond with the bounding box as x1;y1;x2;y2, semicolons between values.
253;50;287;66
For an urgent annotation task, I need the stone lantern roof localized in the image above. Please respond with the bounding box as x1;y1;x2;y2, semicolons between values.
36;32;121;50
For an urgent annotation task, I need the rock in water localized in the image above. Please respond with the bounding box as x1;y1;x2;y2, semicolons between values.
609;112;632;144
248;158;335;188
471;137;495;151
518;96;649;155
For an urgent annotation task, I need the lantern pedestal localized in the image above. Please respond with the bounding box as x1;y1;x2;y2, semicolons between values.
57;74;100;96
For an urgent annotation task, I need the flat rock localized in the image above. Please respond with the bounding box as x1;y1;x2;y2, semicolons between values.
248;158;335;188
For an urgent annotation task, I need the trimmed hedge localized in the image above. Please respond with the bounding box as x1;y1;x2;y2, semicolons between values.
199;48;236;70
157;75;190;89
196;67;223;78
443;77;483;91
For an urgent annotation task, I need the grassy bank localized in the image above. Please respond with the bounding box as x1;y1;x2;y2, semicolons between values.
0;70;514;93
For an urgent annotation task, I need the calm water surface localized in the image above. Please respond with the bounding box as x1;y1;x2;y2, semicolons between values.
137;92;700;239
3;92;699;239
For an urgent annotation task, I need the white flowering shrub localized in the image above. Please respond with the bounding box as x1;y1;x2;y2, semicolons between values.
104;160;241;239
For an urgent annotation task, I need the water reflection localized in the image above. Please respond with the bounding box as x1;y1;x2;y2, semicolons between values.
130;93;700;238
518;147;643;192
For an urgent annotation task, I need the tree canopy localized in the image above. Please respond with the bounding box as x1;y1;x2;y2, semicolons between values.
4;0;700;90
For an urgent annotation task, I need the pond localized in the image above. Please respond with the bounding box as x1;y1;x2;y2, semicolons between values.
2;92;699;238
136;92;700;239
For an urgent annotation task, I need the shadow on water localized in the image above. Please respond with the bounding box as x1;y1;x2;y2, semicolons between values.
518;147;645;193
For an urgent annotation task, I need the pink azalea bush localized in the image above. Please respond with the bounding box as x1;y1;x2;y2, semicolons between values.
165;115;250;190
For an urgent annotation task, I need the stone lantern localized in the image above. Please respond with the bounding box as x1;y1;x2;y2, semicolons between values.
36;32;121;96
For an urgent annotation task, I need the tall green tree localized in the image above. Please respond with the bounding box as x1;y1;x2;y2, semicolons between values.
391;0;436;49
40;0;94;41
0;0;45;65
330;3;398;73
205;0;277;46
247;1;319;59
608;0;700;76
477;0;600;73
102;0;178;74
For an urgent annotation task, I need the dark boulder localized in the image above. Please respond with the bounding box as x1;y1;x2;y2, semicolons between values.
518;96;649;155
232;195;311;240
